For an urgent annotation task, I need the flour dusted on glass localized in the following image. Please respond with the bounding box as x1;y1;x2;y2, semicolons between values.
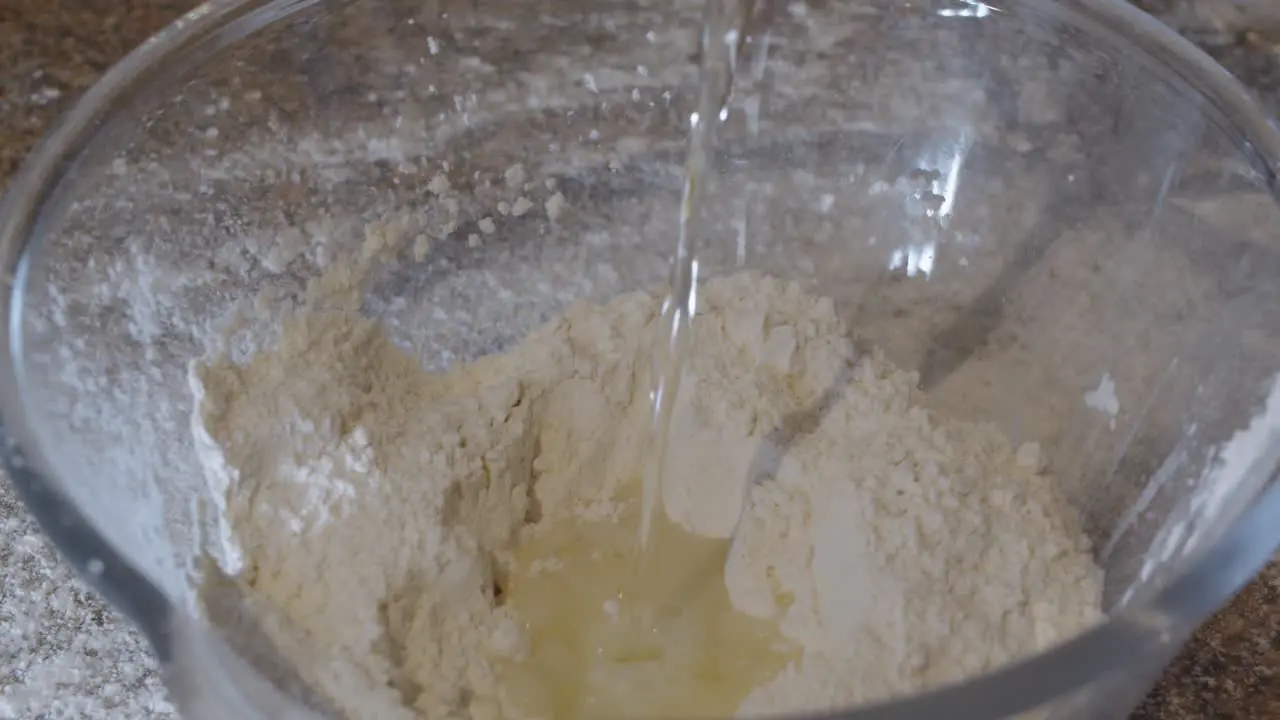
193;254;1103;719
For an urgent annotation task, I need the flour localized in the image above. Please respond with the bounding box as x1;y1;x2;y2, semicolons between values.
193;269;1103;719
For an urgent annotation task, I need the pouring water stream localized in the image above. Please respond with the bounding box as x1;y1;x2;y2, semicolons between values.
641;0;774;550
491;7;788;716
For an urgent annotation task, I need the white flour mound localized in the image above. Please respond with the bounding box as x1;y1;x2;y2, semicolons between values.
192;271;1103;720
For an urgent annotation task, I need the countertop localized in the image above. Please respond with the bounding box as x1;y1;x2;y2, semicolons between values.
0;0;1277;718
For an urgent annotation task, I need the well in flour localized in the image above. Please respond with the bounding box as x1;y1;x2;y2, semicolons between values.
193;271;1103;720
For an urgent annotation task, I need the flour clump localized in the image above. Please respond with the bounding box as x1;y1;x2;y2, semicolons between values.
193;271;1102;719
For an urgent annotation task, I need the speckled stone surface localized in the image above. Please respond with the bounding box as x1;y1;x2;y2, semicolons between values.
0;1;1277;718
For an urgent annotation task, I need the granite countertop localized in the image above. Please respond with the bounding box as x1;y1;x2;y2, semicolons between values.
0;0;1277;718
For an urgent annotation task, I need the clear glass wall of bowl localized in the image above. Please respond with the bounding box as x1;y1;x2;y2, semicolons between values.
6;0;1280;717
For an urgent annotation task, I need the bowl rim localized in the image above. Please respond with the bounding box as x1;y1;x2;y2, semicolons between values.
1;0;1278;717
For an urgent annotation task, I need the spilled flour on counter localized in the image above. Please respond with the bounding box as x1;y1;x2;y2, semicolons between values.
192;270;1103;720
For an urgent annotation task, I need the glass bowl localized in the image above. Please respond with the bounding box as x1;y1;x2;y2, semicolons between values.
2;0;1279;718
